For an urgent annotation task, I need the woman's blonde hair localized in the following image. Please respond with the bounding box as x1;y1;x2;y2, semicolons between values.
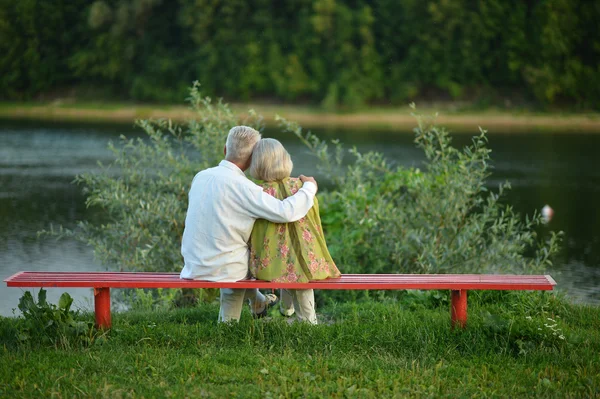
249;138;293;182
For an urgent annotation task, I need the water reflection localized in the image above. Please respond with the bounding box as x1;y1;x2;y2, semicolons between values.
1;120;599;316
0;121;137;315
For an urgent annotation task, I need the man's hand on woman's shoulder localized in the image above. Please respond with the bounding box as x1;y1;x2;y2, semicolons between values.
298;175;318;193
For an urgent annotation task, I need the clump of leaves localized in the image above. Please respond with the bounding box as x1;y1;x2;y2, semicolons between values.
15;289;96;348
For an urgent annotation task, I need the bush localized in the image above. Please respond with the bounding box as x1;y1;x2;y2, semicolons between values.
57;87;560;306
278;105;561;278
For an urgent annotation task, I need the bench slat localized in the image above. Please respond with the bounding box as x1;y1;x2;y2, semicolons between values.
5;271;557;330
5;271;556;291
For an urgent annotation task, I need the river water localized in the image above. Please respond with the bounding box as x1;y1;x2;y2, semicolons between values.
1;120;599;316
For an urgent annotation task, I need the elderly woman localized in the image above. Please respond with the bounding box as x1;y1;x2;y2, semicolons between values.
248;138;340;324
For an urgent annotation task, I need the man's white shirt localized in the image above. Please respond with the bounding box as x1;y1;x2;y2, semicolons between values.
180;160;317;282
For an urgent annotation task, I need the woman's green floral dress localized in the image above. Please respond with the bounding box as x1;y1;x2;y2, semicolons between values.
249;177;340;283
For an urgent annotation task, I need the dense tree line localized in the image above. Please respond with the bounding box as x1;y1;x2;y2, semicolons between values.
1;0;599;108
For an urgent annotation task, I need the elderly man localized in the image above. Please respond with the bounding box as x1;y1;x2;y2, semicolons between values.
180;125;317;322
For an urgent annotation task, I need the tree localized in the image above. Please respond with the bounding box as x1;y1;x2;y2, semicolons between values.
0;0;88;99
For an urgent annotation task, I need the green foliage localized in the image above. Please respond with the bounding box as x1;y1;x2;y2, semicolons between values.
123;287;219;311
125;288;177;312
1;0;598;107
12;289;96;348
278;106;562;283
522;0;600;108
0;0;89;99
178;0;383;108
70;0;193;101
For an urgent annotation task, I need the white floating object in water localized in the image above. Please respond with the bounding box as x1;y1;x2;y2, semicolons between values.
541;204;554;224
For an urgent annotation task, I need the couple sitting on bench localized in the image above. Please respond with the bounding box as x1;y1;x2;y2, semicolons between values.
180;126;340;324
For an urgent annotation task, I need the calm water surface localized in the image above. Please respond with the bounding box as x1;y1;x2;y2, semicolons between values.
1;120;599;315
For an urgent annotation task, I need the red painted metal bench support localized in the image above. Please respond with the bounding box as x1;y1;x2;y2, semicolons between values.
4;272;556;330
451;289;467;329
94;287;111;329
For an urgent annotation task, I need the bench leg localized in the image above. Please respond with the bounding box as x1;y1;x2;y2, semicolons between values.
94;287;111;329
451;289;467;329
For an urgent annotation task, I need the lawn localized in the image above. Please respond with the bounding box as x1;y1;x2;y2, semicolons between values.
1;291;598;397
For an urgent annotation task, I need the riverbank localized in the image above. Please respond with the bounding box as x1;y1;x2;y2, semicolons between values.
2;101;600;133
1;293;598;397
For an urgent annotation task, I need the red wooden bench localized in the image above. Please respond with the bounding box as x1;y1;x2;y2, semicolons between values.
5;271;556;329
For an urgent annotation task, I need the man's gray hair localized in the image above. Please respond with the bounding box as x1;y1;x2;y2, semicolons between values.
225;126;262;164
249;138;293;182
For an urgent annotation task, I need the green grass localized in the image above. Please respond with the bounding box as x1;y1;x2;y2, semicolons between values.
1;291;599;397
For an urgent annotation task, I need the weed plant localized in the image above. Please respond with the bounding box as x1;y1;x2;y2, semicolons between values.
1;289;99;350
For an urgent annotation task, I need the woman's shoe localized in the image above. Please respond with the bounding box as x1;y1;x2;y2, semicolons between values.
252;293;279;319
279;305;295;317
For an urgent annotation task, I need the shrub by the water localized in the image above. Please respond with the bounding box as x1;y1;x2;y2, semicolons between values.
50;85;561;305
278;106;562;277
